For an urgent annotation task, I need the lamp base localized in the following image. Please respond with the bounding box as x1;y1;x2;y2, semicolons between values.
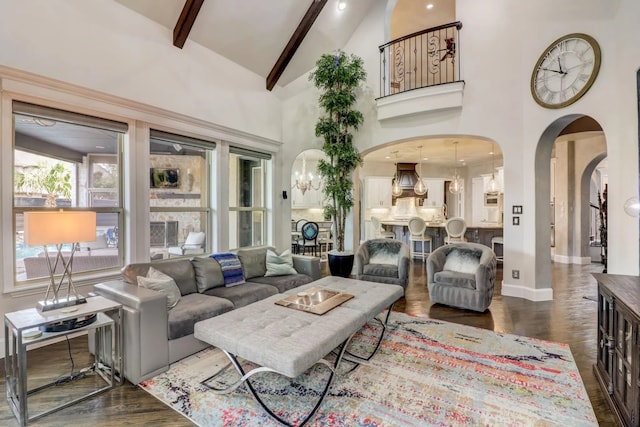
37;296;87;312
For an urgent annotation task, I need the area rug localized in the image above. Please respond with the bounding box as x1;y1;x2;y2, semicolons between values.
139;312;597;426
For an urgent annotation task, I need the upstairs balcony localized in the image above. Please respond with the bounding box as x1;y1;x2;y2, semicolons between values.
377;21;464;121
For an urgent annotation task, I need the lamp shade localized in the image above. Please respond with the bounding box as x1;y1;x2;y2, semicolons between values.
24;211;96;245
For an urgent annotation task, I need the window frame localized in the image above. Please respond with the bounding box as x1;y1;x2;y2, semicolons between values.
11;103;127;288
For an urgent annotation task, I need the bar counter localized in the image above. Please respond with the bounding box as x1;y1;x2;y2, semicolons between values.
380;219;503;251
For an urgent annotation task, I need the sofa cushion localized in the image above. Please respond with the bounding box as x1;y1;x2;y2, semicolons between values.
443;249;481;274
248;274;314;293
137;267;181;309
235;246;270;279
168;293;234;340
362;263;399;278
203;282;278;308
434;270;477;289
121;258;198;296
192;257;225;293
265;249;297;276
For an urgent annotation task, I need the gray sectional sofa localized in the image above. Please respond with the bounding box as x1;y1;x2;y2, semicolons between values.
93;246;321;384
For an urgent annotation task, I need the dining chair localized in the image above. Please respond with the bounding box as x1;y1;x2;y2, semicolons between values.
295;221;320;256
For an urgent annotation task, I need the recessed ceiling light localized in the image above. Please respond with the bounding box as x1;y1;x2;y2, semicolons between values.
426;3;434;10
95;145;105;149
337;0;346;11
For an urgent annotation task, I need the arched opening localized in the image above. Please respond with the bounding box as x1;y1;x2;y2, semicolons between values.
359;136;503;253
535;115;606;292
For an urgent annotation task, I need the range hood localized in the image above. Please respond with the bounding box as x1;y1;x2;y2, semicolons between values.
393;163;427;201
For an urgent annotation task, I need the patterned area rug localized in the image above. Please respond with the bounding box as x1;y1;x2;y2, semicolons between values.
139;312;597;426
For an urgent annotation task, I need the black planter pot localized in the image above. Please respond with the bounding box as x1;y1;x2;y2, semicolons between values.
328;252;354;278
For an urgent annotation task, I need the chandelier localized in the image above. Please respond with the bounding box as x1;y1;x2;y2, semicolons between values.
486;142;499;193
391;151;403;197
450;141;463;194
414;145;427;196
292;153;320;195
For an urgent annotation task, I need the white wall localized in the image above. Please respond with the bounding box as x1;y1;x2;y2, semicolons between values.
281;0;640;298
0;0;282;141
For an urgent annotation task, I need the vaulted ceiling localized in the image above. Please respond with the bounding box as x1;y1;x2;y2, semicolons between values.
114;0;376;89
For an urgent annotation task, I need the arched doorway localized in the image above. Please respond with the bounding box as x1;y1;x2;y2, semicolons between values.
535;116;606;291
359;136;503;250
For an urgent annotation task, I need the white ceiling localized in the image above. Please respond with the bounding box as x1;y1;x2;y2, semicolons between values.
113;0;376;87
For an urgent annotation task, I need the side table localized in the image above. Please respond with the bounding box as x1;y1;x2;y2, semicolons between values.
4;295;123;426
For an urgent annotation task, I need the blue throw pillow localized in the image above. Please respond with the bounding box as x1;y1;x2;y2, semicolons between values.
210;253;245;287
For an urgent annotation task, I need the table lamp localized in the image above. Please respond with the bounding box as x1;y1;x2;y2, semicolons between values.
23;210;96;312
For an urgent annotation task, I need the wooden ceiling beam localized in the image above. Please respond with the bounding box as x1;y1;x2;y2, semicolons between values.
266;0;327;91
173;0;205;49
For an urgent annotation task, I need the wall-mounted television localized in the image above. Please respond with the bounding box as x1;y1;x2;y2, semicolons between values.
150;168;180;188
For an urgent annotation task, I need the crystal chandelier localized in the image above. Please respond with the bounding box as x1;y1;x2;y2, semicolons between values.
391;151;403;197
450;141;463;194
486;142;499;193
414;145;427;196
292;153;320;195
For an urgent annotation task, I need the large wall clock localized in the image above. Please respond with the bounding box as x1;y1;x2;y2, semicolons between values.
530;33;601;109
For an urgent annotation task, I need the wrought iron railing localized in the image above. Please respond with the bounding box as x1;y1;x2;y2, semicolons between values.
379;21;463;98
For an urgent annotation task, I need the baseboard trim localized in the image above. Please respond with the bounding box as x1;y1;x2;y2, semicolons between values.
501;282;554;301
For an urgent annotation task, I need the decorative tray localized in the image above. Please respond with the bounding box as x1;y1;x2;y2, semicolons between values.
275;287;354;315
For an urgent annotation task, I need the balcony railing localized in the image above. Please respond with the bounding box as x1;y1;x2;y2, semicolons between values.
379;21;463;98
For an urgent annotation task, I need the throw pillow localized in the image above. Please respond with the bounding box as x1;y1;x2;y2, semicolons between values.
192;257;225;293
210;253;246;287
443;249;481;275
265;249;297;276
367;240;401;265
369;252;399;265
137;267;181;309
236;247;268;279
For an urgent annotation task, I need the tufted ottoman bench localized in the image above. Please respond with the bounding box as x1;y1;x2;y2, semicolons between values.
194;276;403;426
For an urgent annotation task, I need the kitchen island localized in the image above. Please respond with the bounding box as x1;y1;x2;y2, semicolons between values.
380;219;503;254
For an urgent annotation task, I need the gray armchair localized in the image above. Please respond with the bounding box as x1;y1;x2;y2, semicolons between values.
355;239;410;290
426;242;497;312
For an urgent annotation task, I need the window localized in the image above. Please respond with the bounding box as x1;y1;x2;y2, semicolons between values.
13;102;126;283
228;147;270;249
149;130;215;260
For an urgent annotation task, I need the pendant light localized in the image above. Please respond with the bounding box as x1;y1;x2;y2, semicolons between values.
391;151;403;197
486;143;499;193
414;145;427;196
450;141;463;194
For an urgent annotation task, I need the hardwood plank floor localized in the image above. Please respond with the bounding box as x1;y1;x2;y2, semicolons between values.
0;261;617;426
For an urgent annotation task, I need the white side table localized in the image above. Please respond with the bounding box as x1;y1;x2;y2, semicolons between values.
4;295;122;426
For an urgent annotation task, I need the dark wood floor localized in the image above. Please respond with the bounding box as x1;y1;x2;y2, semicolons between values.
0;261;617;426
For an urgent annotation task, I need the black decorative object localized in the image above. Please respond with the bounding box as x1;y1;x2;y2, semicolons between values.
328;252;354;278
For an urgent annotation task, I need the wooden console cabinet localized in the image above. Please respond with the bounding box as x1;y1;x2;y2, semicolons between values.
593;273;640;426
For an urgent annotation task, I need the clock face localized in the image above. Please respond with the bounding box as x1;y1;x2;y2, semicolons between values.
531;33;601;109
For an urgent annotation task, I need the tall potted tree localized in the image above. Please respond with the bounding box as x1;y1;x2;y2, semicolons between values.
310;51;366;277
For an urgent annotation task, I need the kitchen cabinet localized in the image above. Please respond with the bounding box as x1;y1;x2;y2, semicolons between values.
593;273;640;426
291;186;324;208
365;177;392;208
423;179;444;207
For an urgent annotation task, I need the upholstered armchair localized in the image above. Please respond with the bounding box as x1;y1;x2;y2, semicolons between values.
426;242;497;312
355;239;410;290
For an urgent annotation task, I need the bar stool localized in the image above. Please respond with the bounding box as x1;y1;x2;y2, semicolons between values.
491;236;504;262
408;217;432;262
